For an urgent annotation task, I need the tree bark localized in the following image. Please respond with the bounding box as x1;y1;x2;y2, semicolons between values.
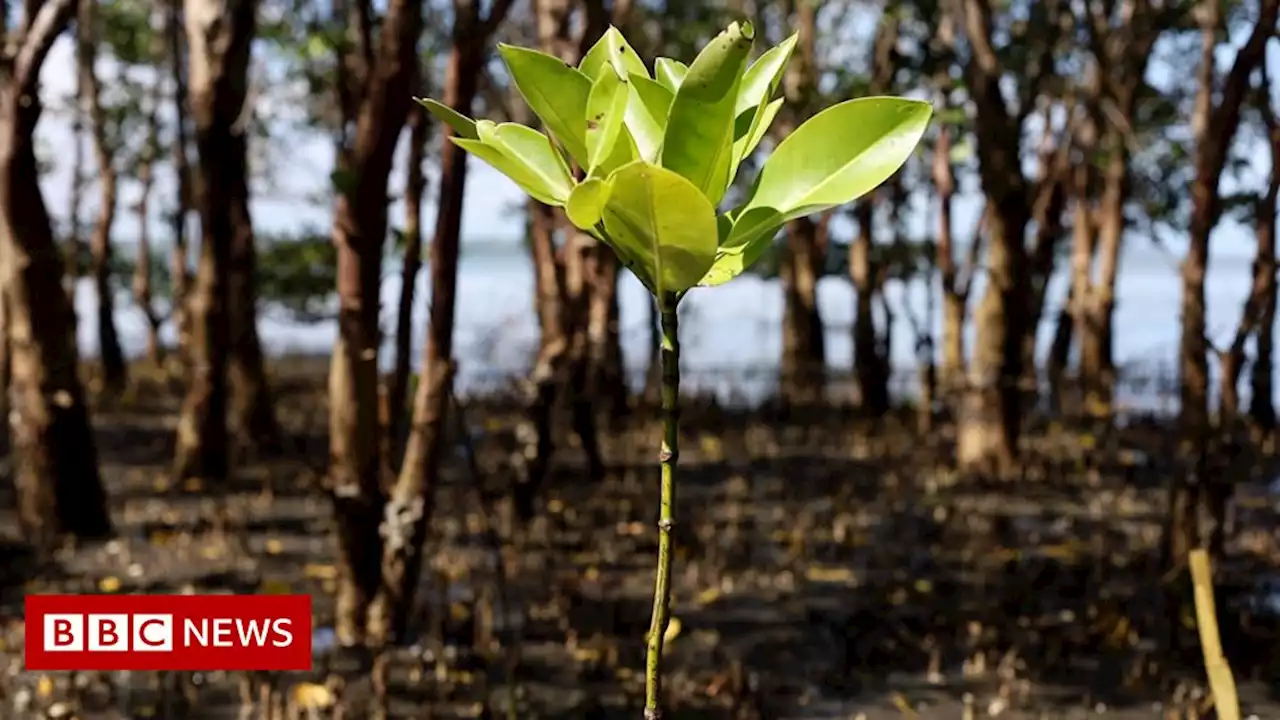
852;202;888;415
77;0;127;392
934;126;972;399
387;98;428;465
2;0;112;549
173;0;256;485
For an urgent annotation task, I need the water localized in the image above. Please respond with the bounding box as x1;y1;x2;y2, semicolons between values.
73;237;1274;409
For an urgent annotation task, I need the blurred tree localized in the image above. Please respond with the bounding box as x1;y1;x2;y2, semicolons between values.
77;0;128;392
172;0;257;484
1;0;112;547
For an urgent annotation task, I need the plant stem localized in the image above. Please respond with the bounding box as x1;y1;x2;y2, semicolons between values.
644;291;680;719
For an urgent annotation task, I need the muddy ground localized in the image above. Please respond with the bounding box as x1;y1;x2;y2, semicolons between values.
2;359;1280;719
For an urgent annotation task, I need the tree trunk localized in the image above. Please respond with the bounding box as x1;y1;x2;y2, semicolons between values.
587;247;626;423
173;0;256;485
851;203;888;415
1;0;112;549
327;0;426;647
780;217;826;403
934;127;970;401
167;0;193;370
1080;155;1126;419
515;201;568;520
1170;0;1276;564
367;0;495;644
1250;93;1279;432
78;0;127;392
958;203;1029;474
388;100;428;465
1045;285;1073;415
133;52;165;366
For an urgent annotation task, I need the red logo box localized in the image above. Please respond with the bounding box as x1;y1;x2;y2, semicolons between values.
25;594;313;671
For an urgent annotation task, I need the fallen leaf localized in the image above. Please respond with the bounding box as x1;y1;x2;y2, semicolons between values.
663;616;682;648
303;563;337;581
260;579;292;595
264;539;284;555
36;675;54;698
290;682;334;710
98;576;121;593
695;587;723;606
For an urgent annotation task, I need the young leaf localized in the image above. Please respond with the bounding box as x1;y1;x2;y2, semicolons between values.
661;21;755;206
498;44;593;166
732;97;782;166
599;161;719;295
580;26;648;82
566;177;613;230
743;97;932;219
586;70;630;173
415;98;479;139
730;33;796;171
624;74;674;162
697;207;783;286
734;34;797;117
450;125;573;207
592;125;641;178
654;57;689;93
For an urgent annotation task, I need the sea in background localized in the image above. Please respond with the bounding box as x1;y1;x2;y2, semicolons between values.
72;234;1271;413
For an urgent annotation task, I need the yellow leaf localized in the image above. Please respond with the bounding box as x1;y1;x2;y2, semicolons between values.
1079;433;1096;450
98;576;121;593
699;435;723;460
200;545;223;560
662;616;682;648
290;682;334;709
37;675;54;698
183;477;202;492
805;565;856;584
547;498;564;513
913;579;933;594
891;691;917;716
695;587;723;606
260;579;292;595
572;646;603;663
152;476;170;492
264;539;284;555
303;563;337;580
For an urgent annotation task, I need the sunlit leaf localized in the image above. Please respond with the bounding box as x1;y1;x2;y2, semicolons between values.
497;44;592;166
624;75;674;162
415;97;478;139
655;57;689;93
599;161;718;294
566;177;613;229
744;97;932;219
580;26;648;82
586;69;630;173
661;21;755;206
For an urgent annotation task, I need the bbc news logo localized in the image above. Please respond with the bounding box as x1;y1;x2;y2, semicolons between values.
25;594;312;671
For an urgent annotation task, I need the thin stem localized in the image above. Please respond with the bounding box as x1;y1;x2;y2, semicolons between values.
644;291;679;719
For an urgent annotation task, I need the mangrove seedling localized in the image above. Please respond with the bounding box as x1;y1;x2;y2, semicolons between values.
417;20;931;718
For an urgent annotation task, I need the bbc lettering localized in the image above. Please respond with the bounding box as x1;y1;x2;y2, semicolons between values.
43;614;295;652
25;594;312;672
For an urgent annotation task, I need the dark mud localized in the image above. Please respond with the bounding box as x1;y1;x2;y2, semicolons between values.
2;360;1280;719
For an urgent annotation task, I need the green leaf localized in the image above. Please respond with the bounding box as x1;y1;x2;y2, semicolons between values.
698;207;785;286
580;26;648;82
732;97;782;166
486;121;575;201
586;69;630;173
592;125;640;178
743;97;932;219
451;122;573;207
735;33;796;118
415;97;478;139
624;74;674;162
599;161;719;295
661;22;755;207
498;44;593;166
566;177;613;229
730;33;796;170
654;57;689;93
